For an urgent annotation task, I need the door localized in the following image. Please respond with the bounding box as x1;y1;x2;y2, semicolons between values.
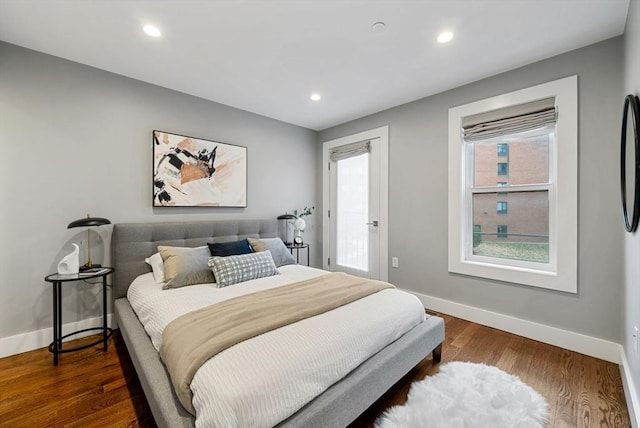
322;127;388;281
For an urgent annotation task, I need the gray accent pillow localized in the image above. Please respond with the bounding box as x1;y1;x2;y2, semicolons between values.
208;250;278;288
248;237;296;267
158;245;215;289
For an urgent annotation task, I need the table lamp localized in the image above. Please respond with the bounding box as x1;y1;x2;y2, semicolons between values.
277;213;297;245
68;214;111;270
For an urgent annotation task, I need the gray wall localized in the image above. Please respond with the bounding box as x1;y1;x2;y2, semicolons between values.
623;0;640;415
318;37;624;342
0;42;318;340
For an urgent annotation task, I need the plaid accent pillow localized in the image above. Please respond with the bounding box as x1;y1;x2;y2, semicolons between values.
208;250;278;288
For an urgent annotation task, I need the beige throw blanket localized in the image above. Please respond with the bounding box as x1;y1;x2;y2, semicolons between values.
160;272;394;415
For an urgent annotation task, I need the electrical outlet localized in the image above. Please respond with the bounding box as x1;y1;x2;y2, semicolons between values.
634;326;639;354
391;257;399;268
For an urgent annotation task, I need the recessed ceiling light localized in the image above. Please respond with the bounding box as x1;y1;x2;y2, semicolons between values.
143;24;162;38
310;93;321;101
437;31;454;44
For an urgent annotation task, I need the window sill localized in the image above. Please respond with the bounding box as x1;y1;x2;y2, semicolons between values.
448;257;576;293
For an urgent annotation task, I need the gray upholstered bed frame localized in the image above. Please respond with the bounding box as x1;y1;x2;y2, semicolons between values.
112;219;444;428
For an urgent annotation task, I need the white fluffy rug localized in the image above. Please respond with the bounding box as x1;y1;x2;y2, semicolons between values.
375;362;548;428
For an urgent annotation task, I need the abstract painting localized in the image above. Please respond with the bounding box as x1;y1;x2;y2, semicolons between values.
153;130;247;207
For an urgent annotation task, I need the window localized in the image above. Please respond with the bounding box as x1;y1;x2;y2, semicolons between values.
448;76;578;293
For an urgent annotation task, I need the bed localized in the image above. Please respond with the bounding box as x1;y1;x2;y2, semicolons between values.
112;219;444;428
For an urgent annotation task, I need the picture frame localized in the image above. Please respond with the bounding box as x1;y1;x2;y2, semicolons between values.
152;130;247;207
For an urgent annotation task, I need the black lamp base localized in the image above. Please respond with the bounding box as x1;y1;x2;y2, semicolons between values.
79;264;102;272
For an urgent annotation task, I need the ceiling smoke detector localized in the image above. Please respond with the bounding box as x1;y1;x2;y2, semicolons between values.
371;22;386;32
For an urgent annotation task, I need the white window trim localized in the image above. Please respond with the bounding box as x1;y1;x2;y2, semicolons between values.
448;75;577;293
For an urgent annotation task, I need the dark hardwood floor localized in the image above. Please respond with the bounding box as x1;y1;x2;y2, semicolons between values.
351;314;630;428
0;314;630;427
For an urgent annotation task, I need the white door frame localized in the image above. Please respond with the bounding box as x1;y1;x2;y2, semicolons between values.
322;126;389;281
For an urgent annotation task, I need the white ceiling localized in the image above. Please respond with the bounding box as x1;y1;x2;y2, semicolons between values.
0;0;630;131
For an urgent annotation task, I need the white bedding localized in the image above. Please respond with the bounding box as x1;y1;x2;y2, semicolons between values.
128;265;426;428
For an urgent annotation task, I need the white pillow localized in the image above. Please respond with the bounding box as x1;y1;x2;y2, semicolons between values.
144;252;165;284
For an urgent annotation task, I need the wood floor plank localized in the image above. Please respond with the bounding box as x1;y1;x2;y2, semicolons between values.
495;333;526;374
0;313;630;428
593;357;629;427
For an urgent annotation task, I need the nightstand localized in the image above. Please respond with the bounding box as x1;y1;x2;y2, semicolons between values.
44;267;113;365
286;243;310;266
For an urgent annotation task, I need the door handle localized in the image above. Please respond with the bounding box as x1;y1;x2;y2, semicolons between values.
365;220;379;227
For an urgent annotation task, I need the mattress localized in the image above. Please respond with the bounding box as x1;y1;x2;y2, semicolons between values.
128;265;427;428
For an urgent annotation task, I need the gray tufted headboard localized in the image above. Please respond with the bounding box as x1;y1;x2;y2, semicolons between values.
111;219;277;299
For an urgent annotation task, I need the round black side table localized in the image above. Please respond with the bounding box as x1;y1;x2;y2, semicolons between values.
44;267;113;365
286;243;310;266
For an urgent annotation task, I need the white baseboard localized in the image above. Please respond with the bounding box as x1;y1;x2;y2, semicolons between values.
406;290;621;364
620;346;640;428
0;314;115;359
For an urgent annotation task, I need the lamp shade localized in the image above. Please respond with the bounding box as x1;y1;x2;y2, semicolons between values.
68;216;111;228
277;214;297;220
